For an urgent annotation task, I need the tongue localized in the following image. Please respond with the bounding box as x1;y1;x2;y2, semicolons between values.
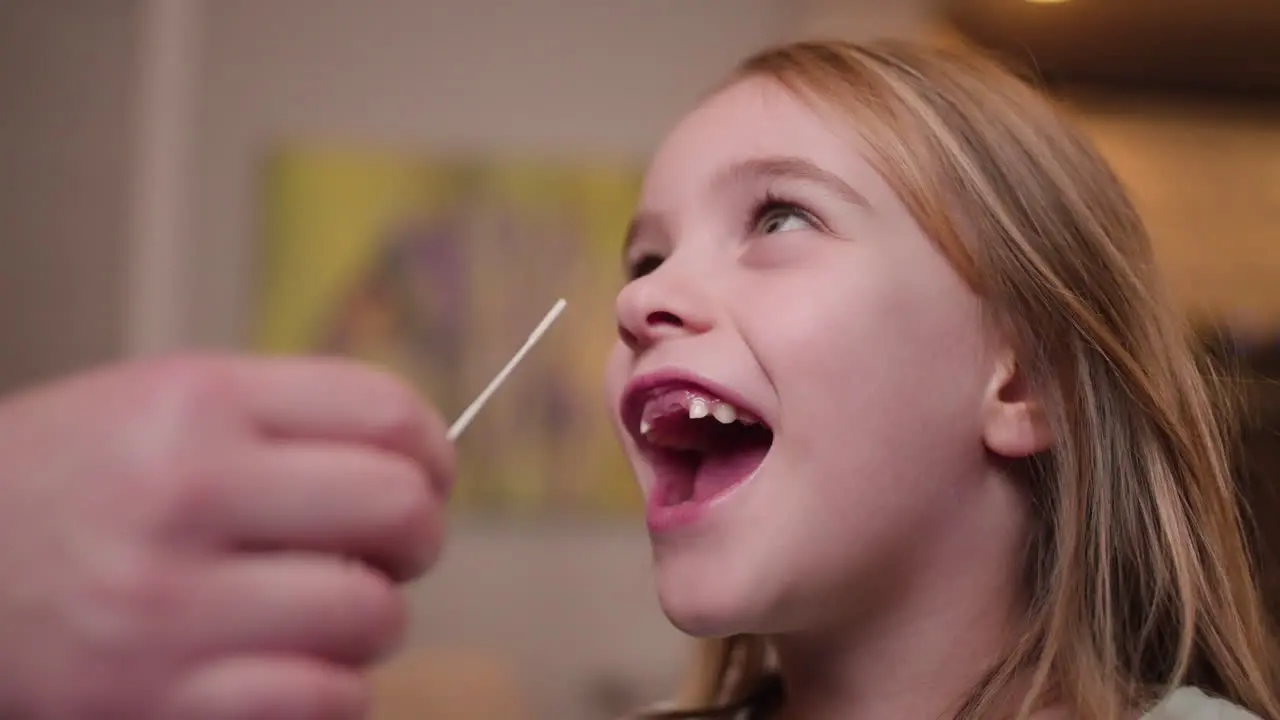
691;443;770;502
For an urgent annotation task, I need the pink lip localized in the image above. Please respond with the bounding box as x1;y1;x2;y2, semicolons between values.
618;368;772;534
644;481;748;534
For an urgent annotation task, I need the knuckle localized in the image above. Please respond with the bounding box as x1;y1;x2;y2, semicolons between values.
417;503;447;573
352;571;408;659
336;676;372;720
119;439;227;538
84;554;185;651
367;374;456;498
341;362;455;494
424;425;458;499
136;354;226;403
155;454;227;530
130;355;240;441
379;464;442;576
366;377;427;441
119;356;239;528
320;673;371;720
382;460;431;530
330;362;424;436
418;399;450;445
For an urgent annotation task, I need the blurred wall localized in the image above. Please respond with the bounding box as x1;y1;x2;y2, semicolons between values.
1076;98;1280;332
0;0;138;393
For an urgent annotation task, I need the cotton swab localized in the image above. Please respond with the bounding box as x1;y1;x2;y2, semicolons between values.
446;298;568;442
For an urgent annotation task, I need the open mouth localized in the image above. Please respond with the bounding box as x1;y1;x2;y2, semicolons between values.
623;381;774;509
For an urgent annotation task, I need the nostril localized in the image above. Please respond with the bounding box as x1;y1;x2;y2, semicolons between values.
619;311;686;349
646;310;682;328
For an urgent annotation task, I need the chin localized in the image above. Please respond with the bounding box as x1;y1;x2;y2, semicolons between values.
658;587;751;638
651;551;776;638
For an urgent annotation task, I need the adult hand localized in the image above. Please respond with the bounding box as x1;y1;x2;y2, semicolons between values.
0;354;456;720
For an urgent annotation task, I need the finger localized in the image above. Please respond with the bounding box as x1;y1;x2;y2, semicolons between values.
226;356;456;499
220;444;445;581
185;555;407;666
161;655;368;720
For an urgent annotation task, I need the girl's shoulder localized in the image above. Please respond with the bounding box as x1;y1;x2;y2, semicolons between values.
1142;687;1262;720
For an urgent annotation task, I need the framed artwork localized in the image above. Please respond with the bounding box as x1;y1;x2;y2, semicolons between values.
255;146;643;518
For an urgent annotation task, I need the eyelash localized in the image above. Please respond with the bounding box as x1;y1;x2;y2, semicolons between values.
751;192;820;235
624;193;821;280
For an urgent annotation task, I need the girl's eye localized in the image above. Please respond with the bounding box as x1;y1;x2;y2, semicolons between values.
753;199;817;235
627;253;665;280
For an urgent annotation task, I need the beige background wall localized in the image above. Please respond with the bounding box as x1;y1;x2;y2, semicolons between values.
0;0;138;392
1078;100;1280;333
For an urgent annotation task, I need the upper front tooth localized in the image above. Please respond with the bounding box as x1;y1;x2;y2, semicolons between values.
712;402;737;424
688;397;710;419
640;418;653;435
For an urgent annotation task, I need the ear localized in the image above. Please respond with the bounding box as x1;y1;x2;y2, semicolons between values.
983;351;1052;458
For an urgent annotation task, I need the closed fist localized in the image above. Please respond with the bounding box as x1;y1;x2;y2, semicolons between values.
0;355;456;720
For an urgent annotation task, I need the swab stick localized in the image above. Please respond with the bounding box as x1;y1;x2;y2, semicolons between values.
446;298;568;442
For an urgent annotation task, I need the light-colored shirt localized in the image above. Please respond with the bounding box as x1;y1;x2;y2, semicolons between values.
727;681;1264;712
716;683;1262;719
1143;687;1261;719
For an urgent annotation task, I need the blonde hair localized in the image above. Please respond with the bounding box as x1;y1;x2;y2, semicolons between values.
641;39;1280;720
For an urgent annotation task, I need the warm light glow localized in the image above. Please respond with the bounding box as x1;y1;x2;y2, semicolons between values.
1025;0;1070;4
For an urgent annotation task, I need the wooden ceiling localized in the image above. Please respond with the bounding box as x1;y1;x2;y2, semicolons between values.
941;0;1280;100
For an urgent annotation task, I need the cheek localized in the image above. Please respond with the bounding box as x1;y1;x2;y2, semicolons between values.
747;259;989;457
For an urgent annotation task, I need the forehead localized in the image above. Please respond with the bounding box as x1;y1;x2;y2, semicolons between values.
641;76;874;205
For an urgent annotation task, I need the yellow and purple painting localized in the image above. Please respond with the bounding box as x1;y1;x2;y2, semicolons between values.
255;146;643;517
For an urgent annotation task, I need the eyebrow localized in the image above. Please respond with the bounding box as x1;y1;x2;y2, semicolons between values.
716;155;871;210
622;155;870;255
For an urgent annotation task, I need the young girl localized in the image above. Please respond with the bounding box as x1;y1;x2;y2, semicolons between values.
603;38;1280;719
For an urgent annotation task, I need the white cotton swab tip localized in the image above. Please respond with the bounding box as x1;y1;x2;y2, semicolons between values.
446;298;568;442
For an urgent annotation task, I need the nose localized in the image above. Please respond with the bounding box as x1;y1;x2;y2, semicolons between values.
615;260;713;351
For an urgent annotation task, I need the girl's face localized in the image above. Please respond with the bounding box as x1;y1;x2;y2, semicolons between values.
605;76;1036;637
